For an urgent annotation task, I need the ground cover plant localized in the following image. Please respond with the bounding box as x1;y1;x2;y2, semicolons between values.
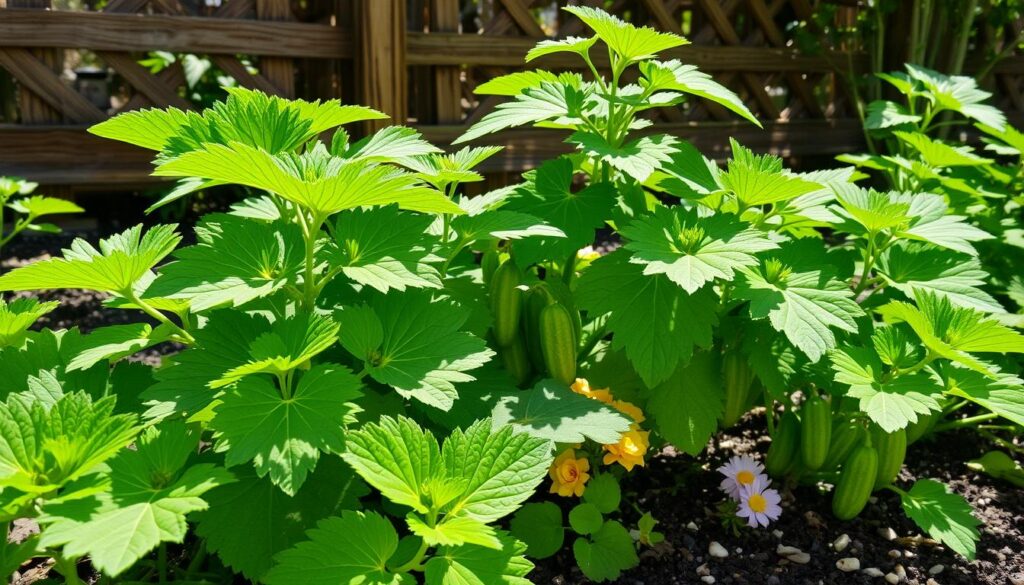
1;6;1022;584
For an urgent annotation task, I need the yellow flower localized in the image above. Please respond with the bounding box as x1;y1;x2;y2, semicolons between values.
611;400;645;423
571;378;613;404
549;448;590;497
603;427;650;471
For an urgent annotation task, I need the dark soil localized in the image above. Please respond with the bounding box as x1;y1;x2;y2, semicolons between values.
532;412;1024;585
4;231;1023;585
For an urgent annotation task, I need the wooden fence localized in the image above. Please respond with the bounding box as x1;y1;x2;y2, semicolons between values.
0;0;1021;190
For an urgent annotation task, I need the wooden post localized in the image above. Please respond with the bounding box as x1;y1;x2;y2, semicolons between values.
432;0;462;124
355;0;407;132
8;0;62;123
256;0;295;97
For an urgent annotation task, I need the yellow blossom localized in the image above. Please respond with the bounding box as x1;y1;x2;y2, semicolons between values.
571;378;613;404
603;427;650;471
611;400;645;423
549;448;590;497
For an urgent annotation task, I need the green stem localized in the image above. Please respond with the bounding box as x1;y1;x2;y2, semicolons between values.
158;543;168;583
764;389;776;436
391;538;430;574
853;235;878;295
934;412;999;432
562;249;578;286
125;292;195;344
978;429;1024;455
54;554;84;585
296;210;321;310
896;351;938;376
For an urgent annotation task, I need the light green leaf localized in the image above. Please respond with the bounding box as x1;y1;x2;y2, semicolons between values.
570;132;679;183
640;60;759;126
0;224;180;294
336;292;493;410
342;416;441;514
7;195;83;218
407;514;501;549
569;503;603;535
941;363;1024;427
212;364;361;495
64;322;173;371
895;192;993;256
876;243;1003;313
155;142;461;217
265;511;413;585
621;206;776;293
343;126;442;162
456;82;587;144
830;182;911;233
38;423;234;577
88;107;191;151
576;250;717;387
865;100;921;130
491;379;632;444
213;312;339;388
509;502;564;559
325;205;442;293
900;479;981;560
720;139;821;207
0;297;58;347
894;131;992;167
646;351;723;455
424;532;533;585
526;36;599;62
148;213;304;311
904;64;1006;129
474;70;568;96
829;346;942;432
572;520;639;582
563;5;687;61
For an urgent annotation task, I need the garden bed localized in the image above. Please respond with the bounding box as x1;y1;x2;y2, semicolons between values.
6;232;1022;585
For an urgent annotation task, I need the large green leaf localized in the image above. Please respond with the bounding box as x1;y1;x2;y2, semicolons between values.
576;250;717;387
38;423;234;577
264;511;413;585
876;243;1002;313
194;457;367;581
148;213;304;311
646;351;723;455
941;363;1024;427
7;195;84;219
509;502;564;559
88;107;191;151
424;532;533;585
572;520;638;582
456;81;588;143
720;140;821;207
621;206;776;293
864;100;921;130
829;346;942;432
491;379;632;444
904;64;1006;129
155;143;460;217
212;364;361;495
213;312;339;388
894;131;991;167
336;292;493;410
0;297;58;348
570;132;680;183
63;322;174;371
900;479;981;560
563;5;687;62
0;224;180;294
325;205;441;293
640;60;759;126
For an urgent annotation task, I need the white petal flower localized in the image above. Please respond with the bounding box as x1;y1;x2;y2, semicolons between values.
736;476;782;528
717;454;767;500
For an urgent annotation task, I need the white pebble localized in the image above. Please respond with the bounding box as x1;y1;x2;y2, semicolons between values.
776;544;802;556
836;558;860;572
772;529;784;539
885;573;900;585
735;547;742;554
708;541;728;558
879;527;898;541
788;552;811;564
926;579;939;585
888;549;901;559
701;577;716;585
696;563;710;577
687;521;699;531
895;564;907;579
863;567;885;577
929;565;944;576
833;533;850;552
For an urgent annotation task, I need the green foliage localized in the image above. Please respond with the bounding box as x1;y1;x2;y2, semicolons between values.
0;176;83;252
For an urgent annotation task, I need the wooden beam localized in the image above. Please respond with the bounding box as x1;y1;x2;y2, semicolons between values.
0;48;106;122
209;55;283;95
354;0;405;132
496;0;546;37
255;0;295;97
8;0;62;123
431;0;462;124
0;9;353;58
98;51;192;110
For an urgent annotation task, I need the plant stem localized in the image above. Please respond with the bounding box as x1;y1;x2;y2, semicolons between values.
295;210;321;310
391;538;430;573
54;554;84;585
125;292;195;344
158;543;168;583
562;249;578;286
934;412;999;432
764;389;776;436
978;429;1024;455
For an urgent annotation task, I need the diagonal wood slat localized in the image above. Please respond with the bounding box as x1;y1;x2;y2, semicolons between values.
210;54;283;95
120;62;186;111
99;51;192;110
747;0;823;117
0;48;105;122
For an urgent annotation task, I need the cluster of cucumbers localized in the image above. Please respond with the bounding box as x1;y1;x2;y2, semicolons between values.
486;254;581;387
764;392;909;521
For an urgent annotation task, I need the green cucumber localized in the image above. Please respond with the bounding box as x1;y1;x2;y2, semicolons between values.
822;421;866;471
539;303;578;385
540;280;582;343
522;284;556;371
481;248;504;286
721;351;754;428
489;258;523;347
501;335;533;387
870;425;907;489
800;392;832;471
765;411;800;478
831;443;878;520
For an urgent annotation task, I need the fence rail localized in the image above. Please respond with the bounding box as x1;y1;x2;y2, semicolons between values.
0;0;1021;188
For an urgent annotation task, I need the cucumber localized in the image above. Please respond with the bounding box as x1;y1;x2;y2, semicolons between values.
765;411;800;478
489;259;523;348
481;248;504;287
721;351;754;428
800;392;832;471
822;421;866;471
831;443;879;520
501;335;533;387
870;425;907;490
522;285;556;371
905;410;941;445
539;303;578;385
539;280;582;343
